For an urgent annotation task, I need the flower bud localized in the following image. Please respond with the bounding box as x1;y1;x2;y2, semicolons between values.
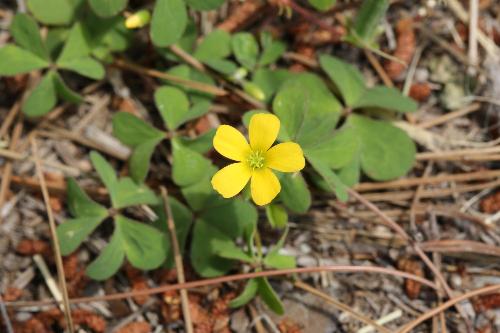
125;10;151;29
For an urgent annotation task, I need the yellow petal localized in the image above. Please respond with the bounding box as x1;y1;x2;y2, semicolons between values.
250;168;281;206
211;163;251;198
266;142;305;172
213;125;250;161
249;113;280;152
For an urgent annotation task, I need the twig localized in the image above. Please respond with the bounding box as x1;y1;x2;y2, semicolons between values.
294;281;391;333
398;284;500;333
357;179;500;202
0;294;14;333
0;146;81;176
0;121;22;223
33;254;64;311
409;162;433;231
113;58;227;96
169;45;206;72
6;265;437;308
358;309;402;333
364;50;394;87
0;102;20;139
468;0;479;74
31;135;75;333
417;102;481;129
355;168;500;191
160;187;193;333
347;188;473;331
248;304;267;333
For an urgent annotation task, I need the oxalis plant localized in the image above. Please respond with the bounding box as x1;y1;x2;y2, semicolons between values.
1;0;420;314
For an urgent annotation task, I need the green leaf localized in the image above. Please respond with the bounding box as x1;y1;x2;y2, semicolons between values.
57;216;104;255
265;204;288;229
279;173;311;214
155;86;190;130
306;154;348;201
252;69;292;102
181;171;219;211
304;125;360;170
264;253;295;269
259;39;286;67
27;0;81;25
150;0;187;47
229;279;259;308
58;57;105;80
53;72;83;103
352;86;418;113
194;30;231;61
90;151;118;192
56;22;91;63
347;114;416;180
129;139;162;183
273;73;342;148
214;239;254;263
308;0;336;11
112;112;165;147
203;59;237;75
319;54;365;106
177;129;215;154
112;178;159;209
190;218;236;277
231;32;259;70
257;278;284;315
45;28;69;60
0;45;48;75
67;178;107;218
10;13;48;60
172;139;213;187
351;0;389;44
338;154;360;187
22;72;57;117
89;0;127;17
86;230;125;280
116;215;167;270
200;198;258;239
185;0;225;10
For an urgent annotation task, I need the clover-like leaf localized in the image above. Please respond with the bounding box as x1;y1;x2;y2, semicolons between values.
172;139;213;187
89;0;127;17
86;230;125;280
58;57;105;80
151;0;187;47
257;278;284;315
129;139;163;183
57;216;104;255
112;112;165;147
22;71;57;117
53;72;83;103
0;45;48;75
194;29;231;62
232;32;259;70
185;0;225;11
10;13;48;60
347;114;416;181
273;73;342;148
265;204;288;229
27;0;81;25
57;22;91;63
279;173;311;214
308;0;336;11
67;178;107;218
112;178;159;209
352;86;418;113
90;151;118;192
319;54;365;106
229;279;259;308
306;154;348;202
155;86;190;131
116;215;167;270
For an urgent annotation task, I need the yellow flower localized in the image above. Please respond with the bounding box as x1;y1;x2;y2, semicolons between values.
211;113;305;206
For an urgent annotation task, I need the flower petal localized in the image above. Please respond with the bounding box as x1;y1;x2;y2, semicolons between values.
213;125;250;161
250;168;281;206
249;113;280;152
266;142;305;172
211;163;251;198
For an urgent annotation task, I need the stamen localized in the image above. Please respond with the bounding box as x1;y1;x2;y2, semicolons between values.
247;150;265;169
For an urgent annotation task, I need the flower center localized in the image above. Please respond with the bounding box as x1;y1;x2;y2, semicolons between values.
247;150;265;170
